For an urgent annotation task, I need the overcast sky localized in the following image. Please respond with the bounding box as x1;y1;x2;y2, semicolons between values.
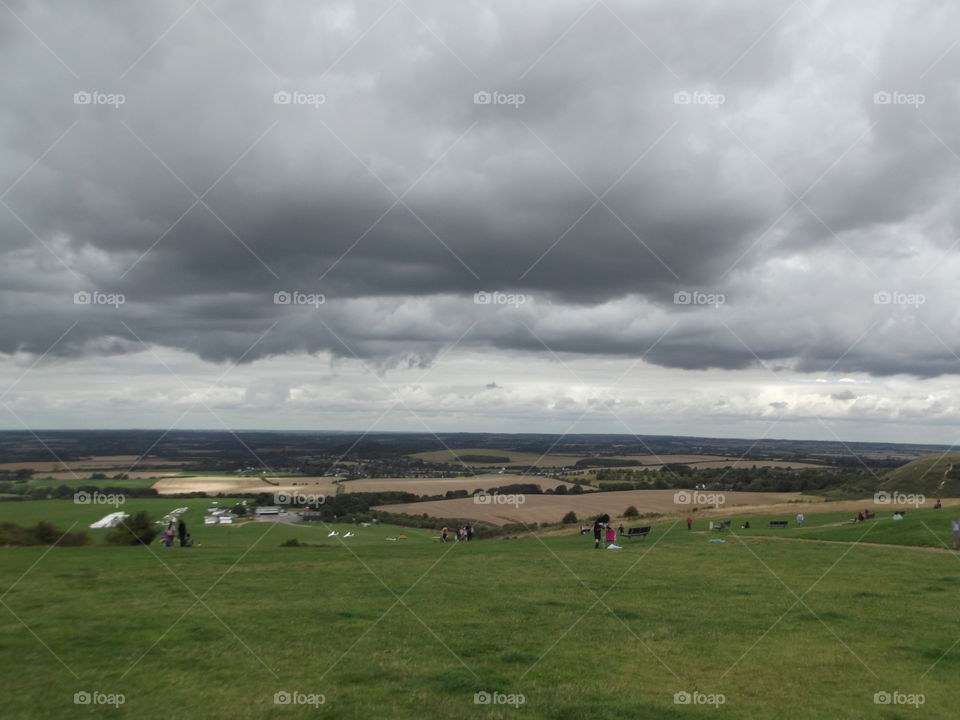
2;0;960;444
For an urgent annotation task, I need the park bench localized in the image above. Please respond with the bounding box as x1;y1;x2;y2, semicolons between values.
769;520;789;528
624;526;651;540
710;521;731;531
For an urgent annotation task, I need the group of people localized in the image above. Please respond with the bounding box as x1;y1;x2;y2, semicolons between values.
591;514;622;549
439;523;474;543
161;519;191;547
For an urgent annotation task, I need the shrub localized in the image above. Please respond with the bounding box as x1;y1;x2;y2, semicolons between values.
0;522;89;546
623;505;639;518
562;511;578;524
105;511;158;546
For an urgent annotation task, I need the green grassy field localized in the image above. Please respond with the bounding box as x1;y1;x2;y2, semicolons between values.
1;500;958;718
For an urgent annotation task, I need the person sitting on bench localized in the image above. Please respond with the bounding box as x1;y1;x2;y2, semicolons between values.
741;521;750;529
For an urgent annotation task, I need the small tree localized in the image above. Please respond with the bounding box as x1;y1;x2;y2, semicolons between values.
624;505;639;518
562;511;578;524
105;511;158;546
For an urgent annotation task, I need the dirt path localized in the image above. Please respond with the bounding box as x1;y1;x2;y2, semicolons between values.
740;534;959;554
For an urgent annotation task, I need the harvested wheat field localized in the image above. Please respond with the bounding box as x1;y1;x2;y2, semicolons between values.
152;475;340;496
374;489;826;525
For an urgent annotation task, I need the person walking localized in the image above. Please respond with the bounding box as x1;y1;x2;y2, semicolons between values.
686;516;693;531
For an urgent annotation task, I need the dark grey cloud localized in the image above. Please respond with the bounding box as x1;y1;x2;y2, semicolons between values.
3;0;960;379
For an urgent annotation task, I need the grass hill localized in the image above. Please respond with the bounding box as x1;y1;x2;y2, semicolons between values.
880;451;960;496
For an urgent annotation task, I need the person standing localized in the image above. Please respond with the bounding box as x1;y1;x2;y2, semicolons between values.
796;512;804;528
592;518;604;549
441;526;448;543
466;523;473;541
686;516;693;531
177;519;187;547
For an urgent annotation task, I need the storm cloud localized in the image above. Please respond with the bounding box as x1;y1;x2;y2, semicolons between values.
2;0;960;436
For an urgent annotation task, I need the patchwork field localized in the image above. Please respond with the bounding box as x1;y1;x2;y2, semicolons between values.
0;456;188;473
411;450;827;471
375;490;825;526
337;474;578;495
410;448;587;467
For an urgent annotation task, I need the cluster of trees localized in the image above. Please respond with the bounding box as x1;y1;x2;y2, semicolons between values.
0;483;160;502
593;465;882;495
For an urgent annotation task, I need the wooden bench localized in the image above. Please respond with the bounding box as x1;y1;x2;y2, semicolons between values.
624;526;651;540
769;520;789;528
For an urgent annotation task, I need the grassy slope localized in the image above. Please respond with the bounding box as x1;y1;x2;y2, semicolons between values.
880;451;960;496
0;503;958;718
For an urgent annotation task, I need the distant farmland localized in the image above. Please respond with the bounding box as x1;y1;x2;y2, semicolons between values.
410;449;826;470
375;489;824;526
